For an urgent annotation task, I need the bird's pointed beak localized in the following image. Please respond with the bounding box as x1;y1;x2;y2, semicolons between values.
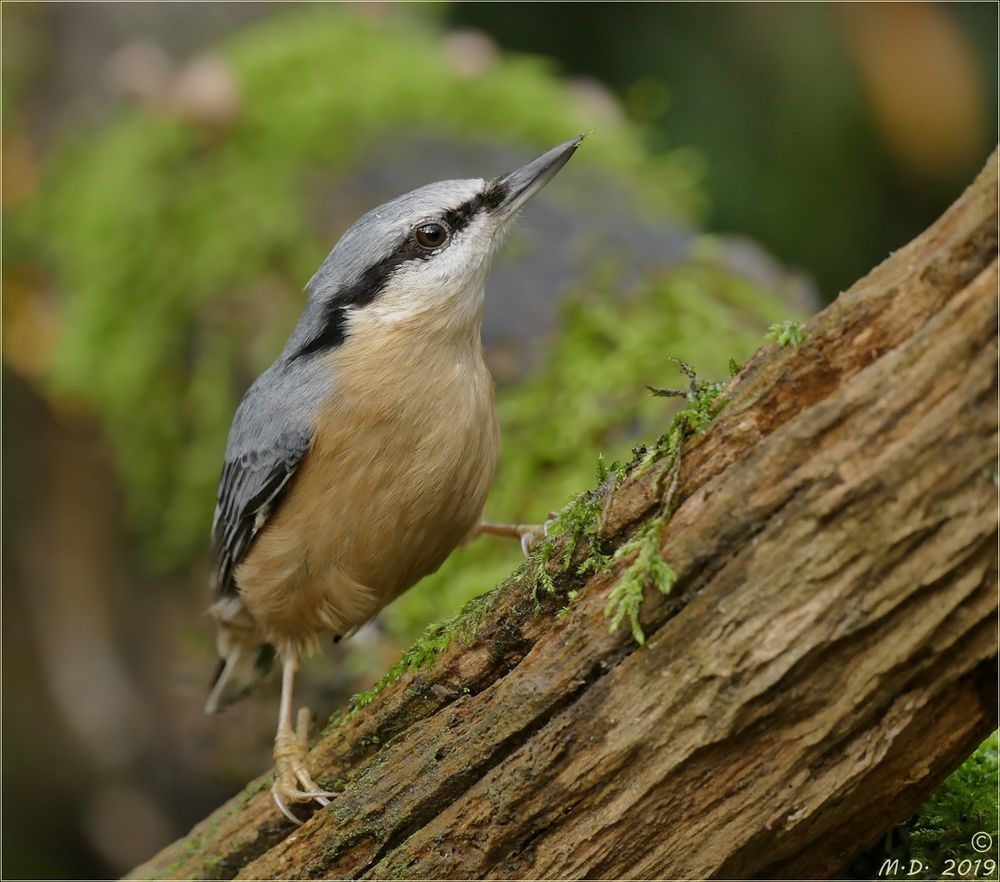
491;134;586;222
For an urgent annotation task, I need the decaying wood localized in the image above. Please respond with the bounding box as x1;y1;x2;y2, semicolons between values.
131;152;998;881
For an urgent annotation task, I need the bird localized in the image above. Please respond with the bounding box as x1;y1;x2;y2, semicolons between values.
205;135;584;823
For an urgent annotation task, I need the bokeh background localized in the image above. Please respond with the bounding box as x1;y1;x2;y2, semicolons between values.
3;3;997;878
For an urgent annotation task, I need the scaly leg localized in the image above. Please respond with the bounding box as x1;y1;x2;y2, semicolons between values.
477;517;554;558
271;657;336;825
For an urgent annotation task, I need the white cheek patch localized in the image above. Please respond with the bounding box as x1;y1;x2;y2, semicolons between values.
359;213;502;327
431;215;498;286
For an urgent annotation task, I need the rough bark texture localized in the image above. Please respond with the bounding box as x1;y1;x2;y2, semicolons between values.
131;153;999;881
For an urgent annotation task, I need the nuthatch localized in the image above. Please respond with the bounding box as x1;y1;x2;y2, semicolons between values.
205;136;583;822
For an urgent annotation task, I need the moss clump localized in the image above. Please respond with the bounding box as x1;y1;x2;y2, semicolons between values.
238;775;271;808
646;359;726;450
153;836;202;881
527;455;623;610
521;359;725;643
602;362;724;644
604;524;677;644
766;318;807;347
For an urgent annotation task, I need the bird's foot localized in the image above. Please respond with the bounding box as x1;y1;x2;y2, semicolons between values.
520;511;561;557
516;523;548;557
476;515;557;557
271;707;336;825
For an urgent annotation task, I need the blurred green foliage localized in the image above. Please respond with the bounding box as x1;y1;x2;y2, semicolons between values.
19;6;703;568
450;3;998;297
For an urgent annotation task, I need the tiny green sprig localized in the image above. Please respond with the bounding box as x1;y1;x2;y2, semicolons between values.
527;452;627;610
605;360;724;643
604;521;677;644
330;590;493;727
644;358;726;464
766;319;807;348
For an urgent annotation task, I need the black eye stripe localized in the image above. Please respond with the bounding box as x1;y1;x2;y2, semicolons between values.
482;179;509;211
443;179;509;233
291;236;429;360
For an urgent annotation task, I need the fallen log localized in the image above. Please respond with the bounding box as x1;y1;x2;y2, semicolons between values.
131;150;998;881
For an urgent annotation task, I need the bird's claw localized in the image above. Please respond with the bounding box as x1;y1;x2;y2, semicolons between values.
271;776;335;825
520;526;543;557
271;707;336;825
519;511;558;558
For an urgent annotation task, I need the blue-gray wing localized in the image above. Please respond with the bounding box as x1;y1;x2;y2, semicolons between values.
210;364;324;599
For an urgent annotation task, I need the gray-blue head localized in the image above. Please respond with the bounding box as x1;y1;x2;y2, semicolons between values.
283;135;584;360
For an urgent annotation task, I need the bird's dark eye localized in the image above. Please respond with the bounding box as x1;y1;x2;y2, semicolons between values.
414;222;449;250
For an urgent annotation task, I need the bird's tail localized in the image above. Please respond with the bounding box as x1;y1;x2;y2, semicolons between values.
205;597;274;714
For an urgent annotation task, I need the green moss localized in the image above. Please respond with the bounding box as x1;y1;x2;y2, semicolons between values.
153;836;203;880
238;775;271;808
526;455;620;610
604;520;677;644
601;362;723;644
766;318;807;347
327;589;495;726
647;359;726;446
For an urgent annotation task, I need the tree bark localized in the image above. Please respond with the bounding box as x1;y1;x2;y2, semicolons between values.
131;152;998;881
